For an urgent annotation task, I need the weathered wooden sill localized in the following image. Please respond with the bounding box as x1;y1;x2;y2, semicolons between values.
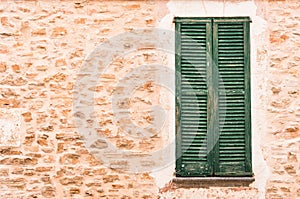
172;177;255;188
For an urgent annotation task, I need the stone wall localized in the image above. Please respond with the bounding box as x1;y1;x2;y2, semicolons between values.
0;1;161;198
264;0;300;198
0;0;299;198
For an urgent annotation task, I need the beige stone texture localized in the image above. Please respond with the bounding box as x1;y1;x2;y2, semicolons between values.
0;0;298;198
0;1;161;198
263;0;300;198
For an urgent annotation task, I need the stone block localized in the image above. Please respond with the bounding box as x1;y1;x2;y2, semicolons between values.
103;175;119;183
59;153;81;165
41;186;56;198
0;178;26;189
0;63;7;72
59;176;83;186
51;27;67;37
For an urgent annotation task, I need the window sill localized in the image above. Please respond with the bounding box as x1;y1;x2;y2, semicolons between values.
172;177;255;188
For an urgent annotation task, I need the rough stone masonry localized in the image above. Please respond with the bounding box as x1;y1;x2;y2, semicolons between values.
0;0;299;198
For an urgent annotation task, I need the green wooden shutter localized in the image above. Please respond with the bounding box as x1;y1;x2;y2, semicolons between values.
175;17;252;177
175;18;213;176
213;18;252;176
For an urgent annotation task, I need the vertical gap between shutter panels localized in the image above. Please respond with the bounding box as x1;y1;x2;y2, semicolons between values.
211;18;219;176
206;20;214;176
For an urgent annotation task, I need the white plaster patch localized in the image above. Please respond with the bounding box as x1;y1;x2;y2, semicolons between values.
0;109;21;146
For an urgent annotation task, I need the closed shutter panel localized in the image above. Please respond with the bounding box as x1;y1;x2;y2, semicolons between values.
175;19;213;176
213;18;252;176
